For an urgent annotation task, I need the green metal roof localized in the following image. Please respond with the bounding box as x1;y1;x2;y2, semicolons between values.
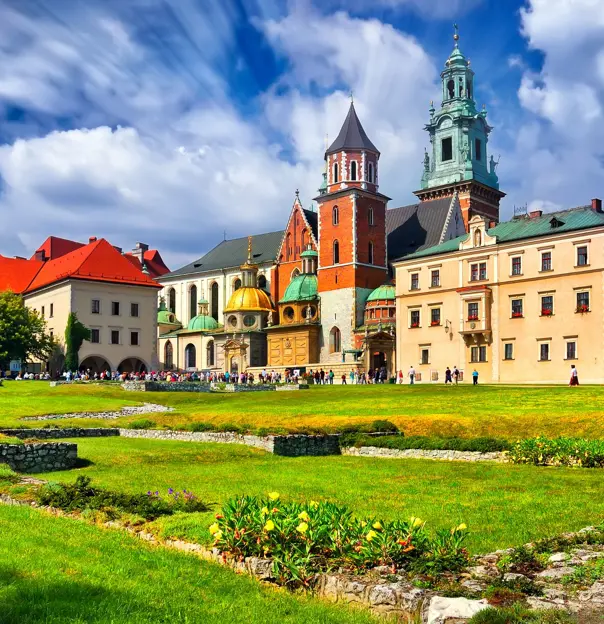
157;299;181;326
279;274;318;303
300;248;318;258
400;207;604;261
366;284;395;302
187;314;220;331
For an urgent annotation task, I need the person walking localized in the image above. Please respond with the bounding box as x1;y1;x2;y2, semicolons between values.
569;364;579;386
398;369;403;384
445;367;452;384
408;365;416;385
341;373;347;385
349;369;355;385
453;366;460;385
328;369;334;385
320;369;325;385
472;369;479;385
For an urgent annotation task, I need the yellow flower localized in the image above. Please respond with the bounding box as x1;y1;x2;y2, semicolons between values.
366;530;377;542
297;522;309;534
372;522;382;530
268;492;280;501
309;500;319;509
213;530;223;540
264;520;275;531
361;521;367;528
298;511;310;521
412;517;423;528
456;523;467;531
209;523;220;535
261;506;269;515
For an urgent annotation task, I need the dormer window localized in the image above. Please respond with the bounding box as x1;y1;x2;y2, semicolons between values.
550;217;564;229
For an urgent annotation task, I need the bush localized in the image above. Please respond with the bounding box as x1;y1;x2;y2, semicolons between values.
126;419;156;430
469;604;575;624
339;420;399;435
35;476;211;520
187;422;215;433
339;434;510;453
509;436;604;467
208;494;469;588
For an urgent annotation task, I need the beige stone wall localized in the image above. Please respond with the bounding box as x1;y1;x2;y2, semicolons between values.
394;216;604;384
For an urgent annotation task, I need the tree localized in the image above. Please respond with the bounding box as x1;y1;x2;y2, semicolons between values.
0;291;55;368
64;313;91;372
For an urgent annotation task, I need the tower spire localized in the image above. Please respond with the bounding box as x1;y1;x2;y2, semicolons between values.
453;23;459;47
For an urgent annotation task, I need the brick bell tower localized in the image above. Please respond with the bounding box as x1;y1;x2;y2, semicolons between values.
415;25;505;230
314;101;390;362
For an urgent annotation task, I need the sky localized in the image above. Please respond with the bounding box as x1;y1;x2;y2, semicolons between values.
0;0;603;269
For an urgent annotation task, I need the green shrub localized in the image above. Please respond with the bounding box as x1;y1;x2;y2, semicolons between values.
126;419;156;430
187;422;215;433
469;604;576;624
509;436;604;467
339;420;399;435
339;434;510;453
35;476;211;520
208;494;469;588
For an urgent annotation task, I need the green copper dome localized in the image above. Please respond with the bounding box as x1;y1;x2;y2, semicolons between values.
279;274;318;303
300;248;318;258
188;314;220;331
157;299;181;326
366;284;395;302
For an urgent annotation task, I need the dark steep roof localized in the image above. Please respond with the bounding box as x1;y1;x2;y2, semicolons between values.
326;103;379;155
386;198;453;260
302;208;318;240
160;231;284;279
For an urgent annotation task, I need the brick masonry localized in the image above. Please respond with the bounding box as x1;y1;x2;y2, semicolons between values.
0;442;77;473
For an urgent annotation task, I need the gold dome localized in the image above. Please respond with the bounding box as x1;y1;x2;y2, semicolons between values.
224;287;274;313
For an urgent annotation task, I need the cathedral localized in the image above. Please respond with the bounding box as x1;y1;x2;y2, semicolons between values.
156;30;503;377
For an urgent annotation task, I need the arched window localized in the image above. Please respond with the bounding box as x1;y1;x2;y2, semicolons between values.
206;340;215;367
258;275;267;290
286;233;292;261
210;282;219;320
368;207;374;226
333;162;339;184
467;79;472;99
333;240;340;265
368;241;374;264
168;288;176;314
185;343;196;369
350;161;357;181
164;341;173;369
474;229;482;247
301;228;307;248
291;268;300;279
458;77;464;98
332;206;339;225
447;79;455;99
234;278;242;292
189;285;197;321
329;327;341;353
368;162;374;183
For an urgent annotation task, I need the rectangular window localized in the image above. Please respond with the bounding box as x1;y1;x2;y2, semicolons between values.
421;348;430;365
577;246;588;266
539;343;550;361
41;306;45;317
410;310;420;328
111;301;120;316
541;251;552;271
475;138;482;161
110;330;120;345
130;303;139;317
504;343;514;360
511;299;523;318
576;291;590;312
49;303;54;318
541;295;554;316
470;264;478;281
511;256;522;276
470;346;487;363
431;269;440;287
566;341;577;360
130;331;139;346
441;137;453;161
91;329;100;344
467;302;479;321
410;273;419;290
479;262;487;280
91;299;101;314
430;308;441;326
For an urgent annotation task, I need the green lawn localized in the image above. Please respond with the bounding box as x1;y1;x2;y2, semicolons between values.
0;504;377;624
32;437;604;554
2;381;604;439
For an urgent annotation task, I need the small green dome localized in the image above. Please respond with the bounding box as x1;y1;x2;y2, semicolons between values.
279;274;318;304
300;248;318;258
366;284;395;302
188;314;220;331
157;299;181;326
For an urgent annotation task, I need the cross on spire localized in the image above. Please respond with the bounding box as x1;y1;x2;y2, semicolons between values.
453;23;459;46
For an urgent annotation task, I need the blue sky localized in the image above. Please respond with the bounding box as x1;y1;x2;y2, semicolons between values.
0;0;603;268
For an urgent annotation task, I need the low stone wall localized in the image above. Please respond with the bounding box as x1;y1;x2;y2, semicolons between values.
275;384;309;392
342;446;506;463
273;434;340;456
0;428;119;440
0;442;77;473
122;381;213;392
210;383;275;393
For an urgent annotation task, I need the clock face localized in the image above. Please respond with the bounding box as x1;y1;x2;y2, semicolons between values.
470;322;476;329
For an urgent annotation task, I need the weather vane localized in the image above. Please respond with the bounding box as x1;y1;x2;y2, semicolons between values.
453;23;459;44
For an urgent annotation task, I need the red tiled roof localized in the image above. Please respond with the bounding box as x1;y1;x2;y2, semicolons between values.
33;236;85;260
0;255;43;293
26;238;162;292
124;249;170;278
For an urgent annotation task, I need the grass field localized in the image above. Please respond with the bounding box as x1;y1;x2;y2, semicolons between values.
2;380;604;439
0;504;377;624
28;436;604;554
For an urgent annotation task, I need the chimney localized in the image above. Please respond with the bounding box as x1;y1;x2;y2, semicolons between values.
529;210;543;219
488;220;497;228
113;246;123;254
591;198;602;213
131;242;149;263
34;250;46;262
89;236;97;244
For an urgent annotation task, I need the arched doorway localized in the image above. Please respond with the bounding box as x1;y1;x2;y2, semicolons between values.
329;327;341;353
164;341;174;369
117;358;147;374
80;355;112;374
372;351;386;370
185;343;196;369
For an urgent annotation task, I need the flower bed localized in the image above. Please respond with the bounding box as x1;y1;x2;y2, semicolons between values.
209;493;469;587
509;436;604;467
